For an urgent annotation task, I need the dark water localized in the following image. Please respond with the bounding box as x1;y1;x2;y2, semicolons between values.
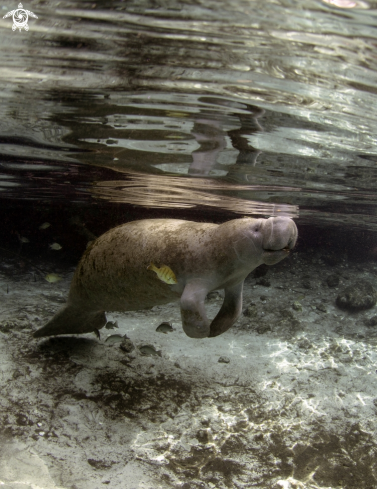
1;0;377;231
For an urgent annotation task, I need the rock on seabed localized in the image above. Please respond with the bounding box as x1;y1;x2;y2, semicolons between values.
336;280;377;311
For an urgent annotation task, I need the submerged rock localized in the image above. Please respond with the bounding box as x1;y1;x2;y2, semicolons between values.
302;279;312;290
326;274;340;288
316;303;327;313
336;280;377;312
218;356;230;364
256;324;272;334
120;335;135;353
365;316;377;327
297;338;312;350
292;301;302;312
243;303;257;317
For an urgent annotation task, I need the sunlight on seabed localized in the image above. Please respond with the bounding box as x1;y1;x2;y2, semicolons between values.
91;172;299;216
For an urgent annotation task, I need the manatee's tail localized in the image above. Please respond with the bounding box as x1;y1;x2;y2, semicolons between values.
33;303;107;338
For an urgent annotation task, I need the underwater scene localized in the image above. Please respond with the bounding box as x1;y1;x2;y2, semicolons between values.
1;0;377;488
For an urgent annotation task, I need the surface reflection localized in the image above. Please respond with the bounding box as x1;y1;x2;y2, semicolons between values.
0;0;376;229
189;98;264;176
92;171;299;217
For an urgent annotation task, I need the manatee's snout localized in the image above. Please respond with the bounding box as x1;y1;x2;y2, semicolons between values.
262;216;298;251
261;217;297;266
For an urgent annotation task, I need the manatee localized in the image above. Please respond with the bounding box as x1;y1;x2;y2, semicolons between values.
33;217;298;339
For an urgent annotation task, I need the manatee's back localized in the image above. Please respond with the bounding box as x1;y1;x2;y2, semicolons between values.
69;218;218;311
33;218;218;338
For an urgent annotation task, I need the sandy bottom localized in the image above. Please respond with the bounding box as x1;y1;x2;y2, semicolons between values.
1;249;377;489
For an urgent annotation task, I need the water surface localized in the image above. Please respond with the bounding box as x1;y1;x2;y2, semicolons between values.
1;0;377;229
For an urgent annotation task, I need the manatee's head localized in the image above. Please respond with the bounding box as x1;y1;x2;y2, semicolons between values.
261;216;298;265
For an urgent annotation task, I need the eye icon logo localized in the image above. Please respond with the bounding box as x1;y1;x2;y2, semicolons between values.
3;2;38;31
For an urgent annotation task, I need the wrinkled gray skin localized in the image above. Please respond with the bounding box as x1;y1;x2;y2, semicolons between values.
33;217;298;339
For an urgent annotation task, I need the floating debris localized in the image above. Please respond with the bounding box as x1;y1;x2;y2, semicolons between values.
18;236;29;243
156;321;174;334
45;273;62;283
49;243;62;251
147;263;177;284
39;222;51;230
105;320;118;330
105;334;123;344
138;344;162;357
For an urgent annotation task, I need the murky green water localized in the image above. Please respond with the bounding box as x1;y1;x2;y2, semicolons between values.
1;0;377;228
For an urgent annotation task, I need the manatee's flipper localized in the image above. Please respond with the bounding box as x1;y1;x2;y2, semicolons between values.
180;281;210;338
209;281;243;337
33;304;106;338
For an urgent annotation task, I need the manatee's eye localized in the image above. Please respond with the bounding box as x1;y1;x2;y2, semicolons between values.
253;225;260;232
